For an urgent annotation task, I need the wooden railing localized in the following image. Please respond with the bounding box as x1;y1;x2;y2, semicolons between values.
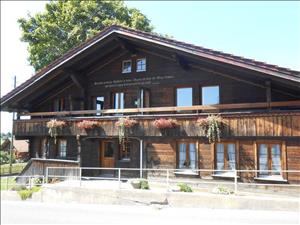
14;111;300;137
21;100;300;117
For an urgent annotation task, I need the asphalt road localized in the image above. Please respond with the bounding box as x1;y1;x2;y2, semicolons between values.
1;200;299;224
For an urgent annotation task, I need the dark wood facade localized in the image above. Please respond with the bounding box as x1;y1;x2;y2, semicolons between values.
1;26;300;184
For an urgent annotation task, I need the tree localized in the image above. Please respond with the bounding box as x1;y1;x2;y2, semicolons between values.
18;0;153;71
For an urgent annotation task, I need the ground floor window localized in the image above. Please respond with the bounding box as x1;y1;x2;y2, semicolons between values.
258;143;281;177
178;142;197;169
119;141;130;161
57;139;67;158
215;143;236;175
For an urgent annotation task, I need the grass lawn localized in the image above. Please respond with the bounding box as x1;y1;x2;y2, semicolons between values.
0;177;16;190
0;163;27;176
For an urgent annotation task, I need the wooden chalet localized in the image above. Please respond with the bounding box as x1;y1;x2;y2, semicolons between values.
1;25;300;183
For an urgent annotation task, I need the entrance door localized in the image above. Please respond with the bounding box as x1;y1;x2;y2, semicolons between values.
100;141;115;168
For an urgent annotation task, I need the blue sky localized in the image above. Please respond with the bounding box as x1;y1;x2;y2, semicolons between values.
1;1;300;133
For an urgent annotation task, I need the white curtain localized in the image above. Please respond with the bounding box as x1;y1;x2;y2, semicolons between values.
259;144;268;175
216;144;224;173
179;143;186;169
271;144;281;175
189;143;196;169
227;144;236;170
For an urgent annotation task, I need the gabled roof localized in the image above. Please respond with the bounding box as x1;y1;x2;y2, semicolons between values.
1;25;300;108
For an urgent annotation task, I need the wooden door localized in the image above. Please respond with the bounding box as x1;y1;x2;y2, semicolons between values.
100;141;115;168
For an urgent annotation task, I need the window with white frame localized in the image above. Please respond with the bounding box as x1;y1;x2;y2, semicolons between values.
215;143;236;175
202;86;220;105
57;139;67;158
136;58;146;72
178;142;197;169
122;60;132;73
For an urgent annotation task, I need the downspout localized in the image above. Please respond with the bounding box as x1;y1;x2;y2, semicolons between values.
140;139;143;178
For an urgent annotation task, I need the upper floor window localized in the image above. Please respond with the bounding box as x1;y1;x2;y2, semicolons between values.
54;98;65;111
258;143;282;178
202;86;219;105
57;139;67;158
136;58;146;72
114;92;125;109
215;143;236;175
93;96;104;116
176;87;193;107
122;60;132;73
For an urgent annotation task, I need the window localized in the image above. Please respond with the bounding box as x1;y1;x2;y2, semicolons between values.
41;138;49;157
215;143;236;175
136;58;146;72
122;60;132;73
114;92;125;109
119;142;130;161
54;98;65;111
202;86;219;105
57;139;67;158
258;143;282;177
176;87;193;107
104;142;114;158
178;142;197;169
94;96;104;116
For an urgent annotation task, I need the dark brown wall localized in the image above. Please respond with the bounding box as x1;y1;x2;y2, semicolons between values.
33;50;297;112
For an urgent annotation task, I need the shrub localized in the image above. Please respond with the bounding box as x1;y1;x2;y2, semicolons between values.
0;151;16;165
153;118;178;129
177;183;193;192
130;179;150;190
212;185;234;195
18;189;33;200
17;186;42;200
140;180;149;190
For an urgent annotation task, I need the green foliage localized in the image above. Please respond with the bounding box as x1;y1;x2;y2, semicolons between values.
0;177;16;191
0;162;27;175
140;179;149;190
131;179;149;190
197;115;225;143
18;0;153;71
17;186;42;200
11;185;27;191
18;189;33;200
0;151;16;165
212;185;234;195
177;183;193;192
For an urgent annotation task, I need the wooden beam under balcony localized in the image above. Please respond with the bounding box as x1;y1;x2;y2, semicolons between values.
21;100;300;117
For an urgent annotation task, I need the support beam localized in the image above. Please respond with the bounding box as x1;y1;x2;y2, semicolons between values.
140;139;143;178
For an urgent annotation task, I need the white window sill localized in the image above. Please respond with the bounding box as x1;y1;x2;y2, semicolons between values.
136;70;146;73
119;159;130;162
174;170;198;175
122;71;131;74
254;176;287;182
212;173;239;179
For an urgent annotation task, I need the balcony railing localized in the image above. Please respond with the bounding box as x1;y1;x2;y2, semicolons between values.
13;100;300;138
20;100;300;118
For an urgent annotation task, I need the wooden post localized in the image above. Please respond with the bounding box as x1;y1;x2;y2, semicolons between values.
76;135;81;165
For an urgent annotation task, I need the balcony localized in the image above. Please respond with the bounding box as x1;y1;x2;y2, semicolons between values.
14;100;300;138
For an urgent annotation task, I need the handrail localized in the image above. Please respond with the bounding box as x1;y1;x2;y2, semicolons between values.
21;100;300;117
